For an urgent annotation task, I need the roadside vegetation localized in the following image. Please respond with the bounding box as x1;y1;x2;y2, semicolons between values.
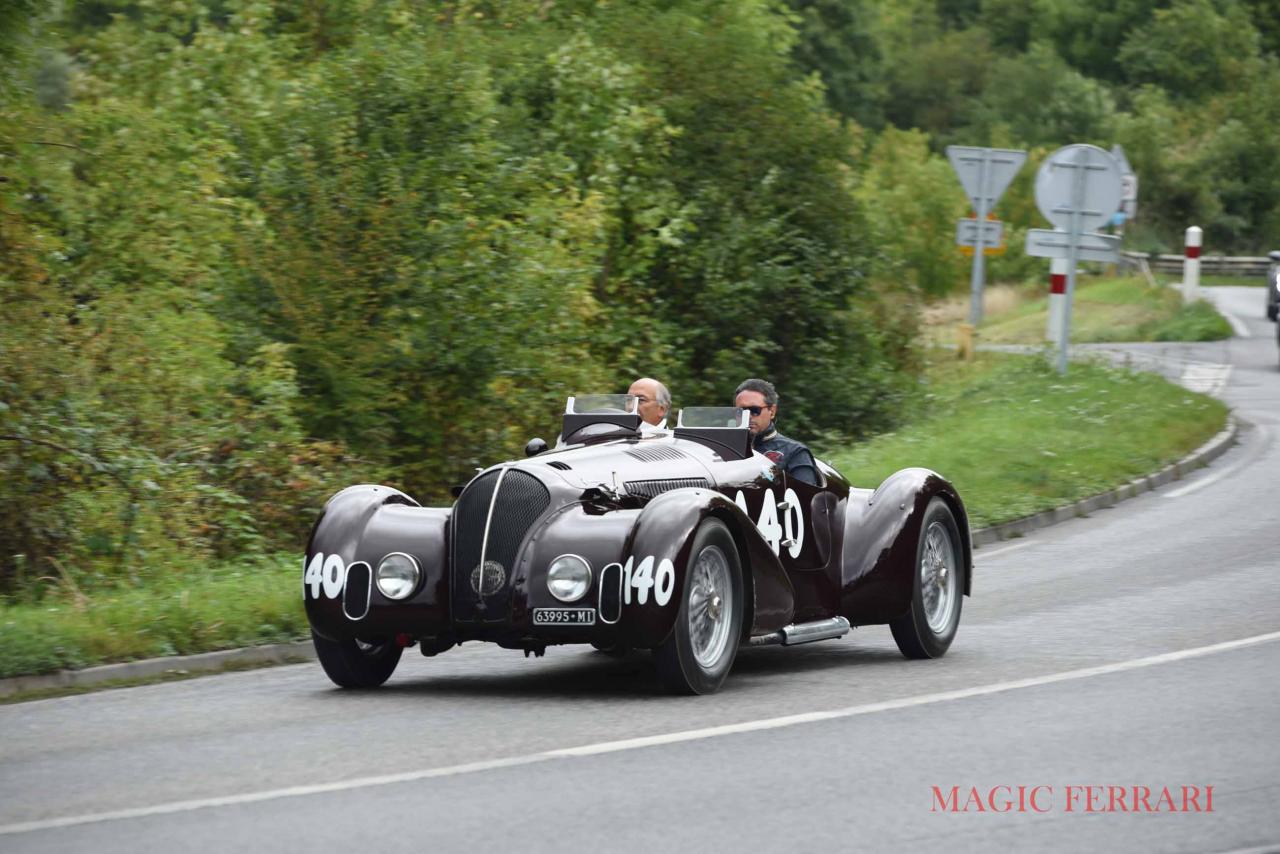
826;351;1229;529
0;1;1269;678
1;351;1228;680
928;275;1232;344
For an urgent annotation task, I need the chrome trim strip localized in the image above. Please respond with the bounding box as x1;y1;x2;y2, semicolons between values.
476;466;510;595
597;561;623;625
342;561;372;621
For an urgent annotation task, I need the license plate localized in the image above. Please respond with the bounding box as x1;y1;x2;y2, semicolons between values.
533;608;596;626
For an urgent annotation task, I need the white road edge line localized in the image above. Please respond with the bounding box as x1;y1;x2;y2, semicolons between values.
1165;423;1269;499
1219;307;1250;339
4;629;1280;837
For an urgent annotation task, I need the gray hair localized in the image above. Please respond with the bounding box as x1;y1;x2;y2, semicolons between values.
654;380;671;411
734;378;777;407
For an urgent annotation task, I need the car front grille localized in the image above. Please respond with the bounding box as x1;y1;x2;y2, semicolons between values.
451;468;550;622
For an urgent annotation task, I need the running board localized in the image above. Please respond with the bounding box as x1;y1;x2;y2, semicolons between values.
747;616;851;647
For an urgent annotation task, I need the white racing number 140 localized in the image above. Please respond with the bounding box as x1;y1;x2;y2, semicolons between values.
734;487;804;558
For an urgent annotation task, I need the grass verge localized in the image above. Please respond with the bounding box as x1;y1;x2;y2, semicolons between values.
0;351;1230;681
931;275;1232;345
0;555;308;679
826;351;1228;530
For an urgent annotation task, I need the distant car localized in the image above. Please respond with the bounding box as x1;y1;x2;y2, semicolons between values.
1265;250;1280;321
304;395;972;695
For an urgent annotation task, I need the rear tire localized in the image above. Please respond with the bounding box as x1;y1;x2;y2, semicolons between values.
890;498;964;659
312;630;403;688
654;519;743;695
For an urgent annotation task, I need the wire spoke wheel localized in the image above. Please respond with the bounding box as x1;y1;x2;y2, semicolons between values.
890;497;965;660
688;545;733;669
654;519;743;695
920;521;958;634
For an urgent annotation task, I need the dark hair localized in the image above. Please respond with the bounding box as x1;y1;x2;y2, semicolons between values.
734;378;777;407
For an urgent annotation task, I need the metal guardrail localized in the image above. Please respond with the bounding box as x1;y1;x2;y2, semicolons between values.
1119;250;1270;277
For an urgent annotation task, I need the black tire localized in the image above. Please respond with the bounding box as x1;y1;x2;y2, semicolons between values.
890;497;965;659
312;630;403;688
654;518;744;695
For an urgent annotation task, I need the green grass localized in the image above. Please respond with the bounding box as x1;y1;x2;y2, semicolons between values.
0;556;308;679
1195;274;1267;287
973;276;1232;344
826;351;1229;529
0;351;1230;681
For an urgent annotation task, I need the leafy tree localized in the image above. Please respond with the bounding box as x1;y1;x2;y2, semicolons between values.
854;128;968;298
1118;0;1263;100
968;42;1116;147
783;0;887;128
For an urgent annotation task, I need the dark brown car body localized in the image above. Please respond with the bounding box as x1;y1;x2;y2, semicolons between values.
304;412;972;660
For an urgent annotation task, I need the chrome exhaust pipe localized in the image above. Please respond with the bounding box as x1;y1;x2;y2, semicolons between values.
747;616;851;647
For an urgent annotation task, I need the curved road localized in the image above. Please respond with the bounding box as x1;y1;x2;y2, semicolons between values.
2;288;1277;853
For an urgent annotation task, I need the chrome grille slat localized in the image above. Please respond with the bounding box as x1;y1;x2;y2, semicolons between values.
624;446;688;462
624;477;711;501
451;468;550;622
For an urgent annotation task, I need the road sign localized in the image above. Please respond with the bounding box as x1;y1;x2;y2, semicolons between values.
1112;144;1138;220
1025;228;1120;263
947;147;1028;214
1109;144;1132;176
1032;144;1124;375
956;217;1003;247
946;146;1027;326
1034;144;1122;232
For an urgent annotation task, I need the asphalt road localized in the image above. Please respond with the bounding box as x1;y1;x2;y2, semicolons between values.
2;287;1277;854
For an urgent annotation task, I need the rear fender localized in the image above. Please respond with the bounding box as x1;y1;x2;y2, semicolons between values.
305;484;450;641
839;468;971;625
615;489;795;648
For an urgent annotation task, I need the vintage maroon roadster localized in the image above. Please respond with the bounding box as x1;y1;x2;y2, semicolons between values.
304;395;972;694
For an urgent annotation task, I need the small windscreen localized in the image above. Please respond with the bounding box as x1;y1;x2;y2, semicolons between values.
567;394;638;415
677;407;749;429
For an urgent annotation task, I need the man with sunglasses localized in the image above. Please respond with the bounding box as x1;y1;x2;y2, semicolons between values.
628;377;671;429
733;378;819;486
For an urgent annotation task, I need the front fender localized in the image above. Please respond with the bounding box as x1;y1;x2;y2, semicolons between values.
617;489;795;648
305;484;450;642
838;468;971;624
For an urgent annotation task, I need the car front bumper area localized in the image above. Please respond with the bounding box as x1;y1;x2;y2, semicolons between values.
306;471;647;653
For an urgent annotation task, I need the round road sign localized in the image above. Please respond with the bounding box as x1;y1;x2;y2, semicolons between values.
1034;144;1122;232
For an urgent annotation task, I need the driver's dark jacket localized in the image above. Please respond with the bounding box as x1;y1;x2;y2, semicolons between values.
753;424;819;486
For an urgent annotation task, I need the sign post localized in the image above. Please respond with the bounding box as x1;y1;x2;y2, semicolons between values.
1183;225;1202;303
1046;254;1067;346
1025;144;1123;374
947;146;1027;326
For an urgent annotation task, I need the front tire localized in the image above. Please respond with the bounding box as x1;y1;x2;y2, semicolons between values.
312;630;403;688
890;498;964;659
654;518;744;695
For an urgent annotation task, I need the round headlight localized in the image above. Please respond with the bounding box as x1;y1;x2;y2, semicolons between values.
376;552;420;600
547;554;592;603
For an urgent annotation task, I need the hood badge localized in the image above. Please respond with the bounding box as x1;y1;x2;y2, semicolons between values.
471;560;506;596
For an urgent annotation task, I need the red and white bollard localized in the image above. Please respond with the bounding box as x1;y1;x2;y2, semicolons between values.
1046;256;1067;345
1183;225;1202;303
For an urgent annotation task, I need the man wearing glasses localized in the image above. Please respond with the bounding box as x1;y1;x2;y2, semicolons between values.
628;377;671;429
733;378;819;486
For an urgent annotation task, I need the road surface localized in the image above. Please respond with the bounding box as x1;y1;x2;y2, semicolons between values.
2;288;1276;853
